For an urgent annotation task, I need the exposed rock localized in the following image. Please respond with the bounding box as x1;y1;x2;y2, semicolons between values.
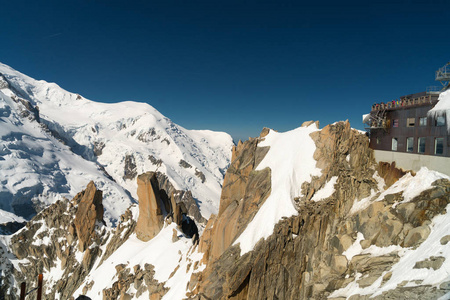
172;229;180;242
440;235;450;245
93;141;105;156
179;159;192;169
403;225;431;248
170;192;183;226
3;182;111;299
155;172;205;224
148;155;163;167
137;128;160;143
123;154;137;180
377;161;409;188
0;73;10;89
73;181;104;252
190;122;450;300
195;169;206;183
199;133;271;264
135;172;165;242
103;263;168;300
301;120;320;128
413;256;445;270
134;171;201;242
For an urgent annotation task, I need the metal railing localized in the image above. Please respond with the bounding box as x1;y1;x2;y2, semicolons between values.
436;63;450;81
426;86;441;94
371;95;435;112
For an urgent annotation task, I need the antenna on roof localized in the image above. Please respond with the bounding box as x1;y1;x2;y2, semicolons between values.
435;62;450;92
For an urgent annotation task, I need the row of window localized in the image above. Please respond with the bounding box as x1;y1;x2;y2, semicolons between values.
392;116;445;128
391;137;445;155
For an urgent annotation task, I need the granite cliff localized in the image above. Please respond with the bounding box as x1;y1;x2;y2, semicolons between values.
190;121;450;299
1;121;449;299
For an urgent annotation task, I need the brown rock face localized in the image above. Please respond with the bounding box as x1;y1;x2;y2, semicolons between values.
377;161;410;188
191;121;450;300
73;181;104;252
135;172;165;242
199;130;271;264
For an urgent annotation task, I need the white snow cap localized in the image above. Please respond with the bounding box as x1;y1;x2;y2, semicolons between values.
0;62;233;224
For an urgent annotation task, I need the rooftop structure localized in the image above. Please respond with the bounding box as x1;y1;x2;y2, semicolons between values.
363;63;450;176
436;62;450;91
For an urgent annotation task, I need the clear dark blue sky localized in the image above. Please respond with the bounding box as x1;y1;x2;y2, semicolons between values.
1;0;449;142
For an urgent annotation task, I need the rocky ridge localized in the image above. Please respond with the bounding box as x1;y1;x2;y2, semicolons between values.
189;121;450;299
0;170;205;299
1;120;450;299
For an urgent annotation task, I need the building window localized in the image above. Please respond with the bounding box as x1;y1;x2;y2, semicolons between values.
419;117;427;126
418;137;426;154
435;138;444;155
392;138;398;151
406;137;414;152
436;116;445;126
393;119;399;128
407;117;415;127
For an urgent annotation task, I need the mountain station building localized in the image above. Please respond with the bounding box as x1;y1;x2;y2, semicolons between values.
363;62;450;176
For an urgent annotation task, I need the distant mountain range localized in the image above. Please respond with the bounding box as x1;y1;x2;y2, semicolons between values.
1;63;449;300
0;62;233;225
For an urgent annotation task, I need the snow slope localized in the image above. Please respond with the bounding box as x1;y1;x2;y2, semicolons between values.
233;124;322;255
429;89;450;131
75;223;205;300
0;88;132;225
0;62;233;222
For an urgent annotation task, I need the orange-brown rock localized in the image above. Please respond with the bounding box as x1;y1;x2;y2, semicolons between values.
170;192;183;226
191;122;450;300
73;181;104;252
135;172;165;242
199;129;271;264
377;161;411;188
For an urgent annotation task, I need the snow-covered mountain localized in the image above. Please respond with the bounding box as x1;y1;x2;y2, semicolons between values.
2;62;450;300
0;62;233;224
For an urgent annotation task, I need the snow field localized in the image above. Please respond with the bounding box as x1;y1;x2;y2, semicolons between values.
233;124;321;255
76;223;203;299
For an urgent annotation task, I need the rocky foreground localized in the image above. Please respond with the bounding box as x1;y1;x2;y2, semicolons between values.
1;121;450;299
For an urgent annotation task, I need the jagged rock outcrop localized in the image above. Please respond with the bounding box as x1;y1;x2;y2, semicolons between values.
190;121;450;299
123;154;138;180
377;161;410;187
0;73;10;89
102;264;168;300
0;182;141;300
155;172;205;224
135;172;166;242
4;186;108;299
199;130;271;264
135;171;202;242
73;181;104;251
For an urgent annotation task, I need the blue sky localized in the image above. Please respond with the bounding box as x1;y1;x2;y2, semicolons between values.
1;0;449;142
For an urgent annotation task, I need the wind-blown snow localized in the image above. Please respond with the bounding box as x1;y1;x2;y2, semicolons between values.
233;124;321;255
428;89;450;131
